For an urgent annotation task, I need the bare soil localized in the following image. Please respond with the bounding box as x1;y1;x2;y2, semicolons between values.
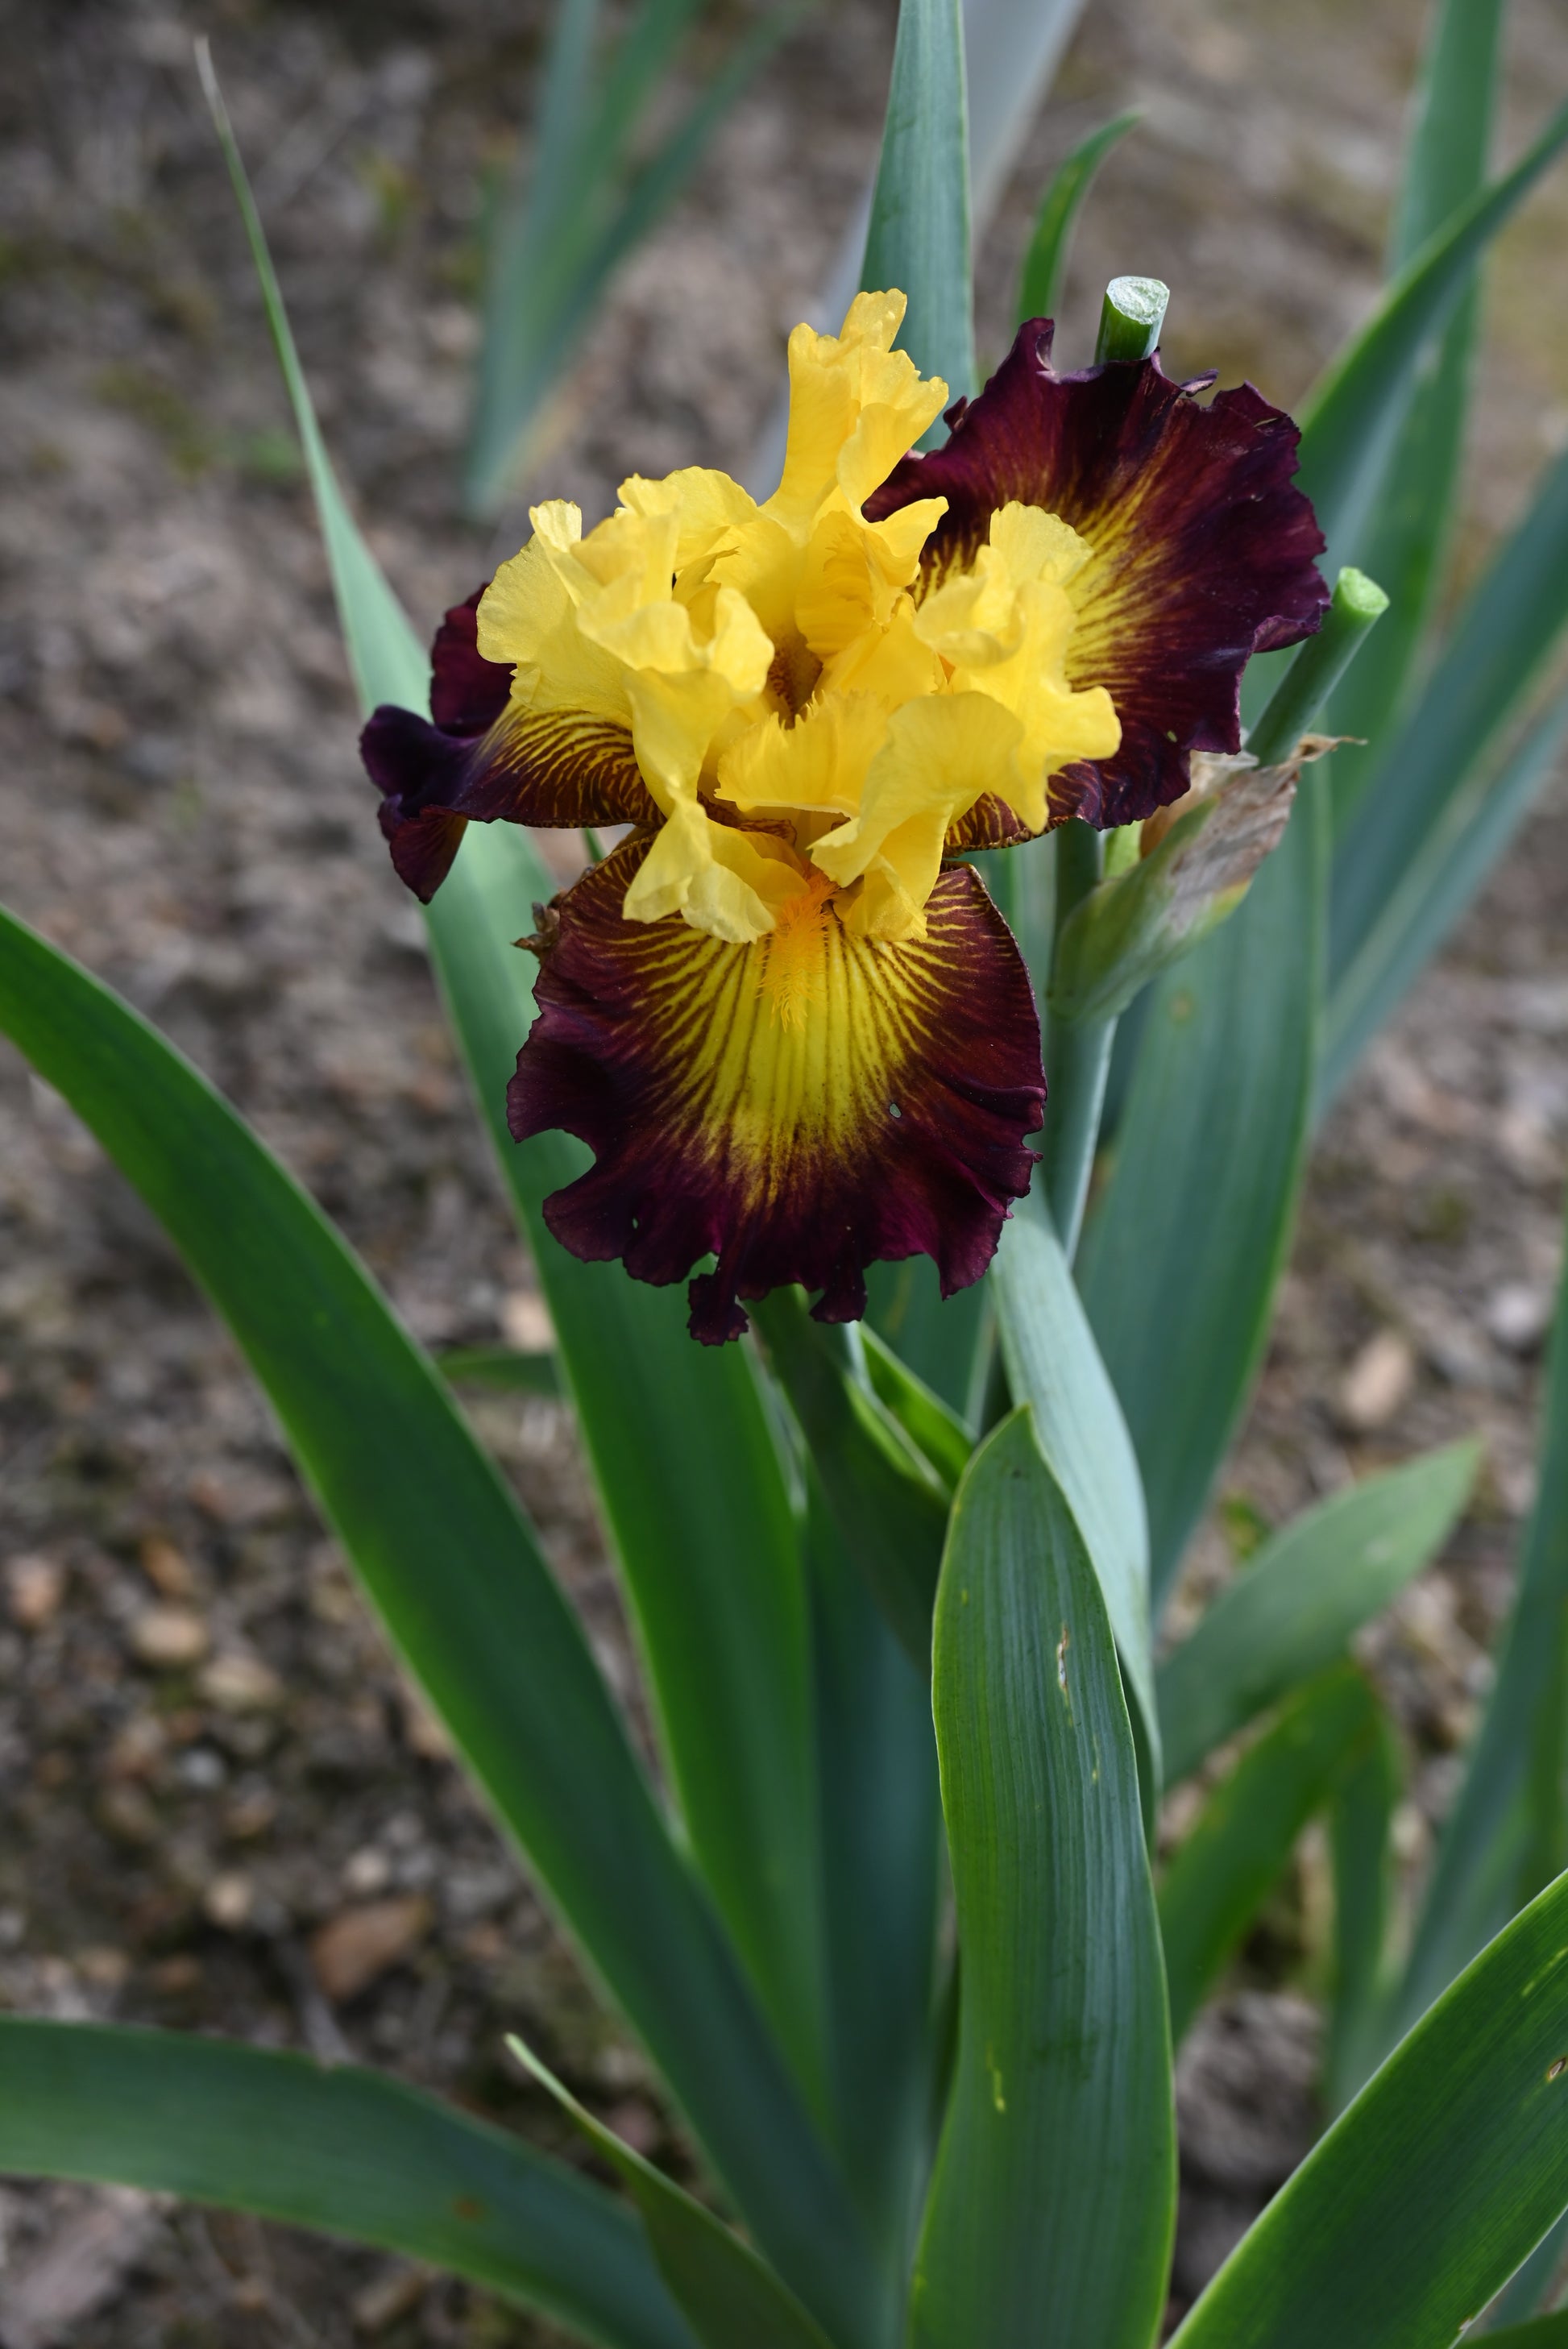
1;0;1566;2339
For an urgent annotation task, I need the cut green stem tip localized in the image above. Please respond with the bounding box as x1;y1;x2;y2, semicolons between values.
1332;566;1392;626
1248;565;1391;767
1095;276;1170;364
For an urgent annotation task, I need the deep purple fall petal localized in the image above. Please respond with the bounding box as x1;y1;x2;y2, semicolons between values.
507;843;1044;1343
359;586;659;902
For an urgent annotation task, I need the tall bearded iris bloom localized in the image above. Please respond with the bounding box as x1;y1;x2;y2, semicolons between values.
363;294;1326;1343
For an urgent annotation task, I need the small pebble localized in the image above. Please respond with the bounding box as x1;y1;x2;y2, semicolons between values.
500;1289;554;1351
150;1955;203;1994
104;1714;167;1781
139;1533;196;1599
75;1945;131;1989
603;2098;662;2156
6;1554;64;1629
351;2263;428;2335
442;1861;514;1924
309;1895;433;2002
223;1784;278;1841
204;1872;255;1932
594;2042;651;2093
1485;1280;1553;1354
400;1687;454;1762
1337;1329;1416;1432
309;1571;357;1627
97;1783;160;1845
198;1651;284;1712
130;1605;209;1669
176;1746;226;1791
342;1845;392;1898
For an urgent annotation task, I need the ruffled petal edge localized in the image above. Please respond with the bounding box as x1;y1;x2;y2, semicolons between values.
360;587;659;901
507;841;1044;1341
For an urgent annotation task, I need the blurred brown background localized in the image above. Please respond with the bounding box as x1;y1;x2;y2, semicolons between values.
2;0;1567;2340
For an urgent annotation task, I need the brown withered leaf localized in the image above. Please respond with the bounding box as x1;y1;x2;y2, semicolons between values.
1139;735;1342;869
1051;739;1347;1027
516;897;562;958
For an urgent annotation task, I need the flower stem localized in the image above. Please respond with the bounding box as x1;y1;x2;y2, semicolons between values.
1095;276;1169;364
1247;566;1390;766
1033;569;1388;1255
1039;821;1113;1258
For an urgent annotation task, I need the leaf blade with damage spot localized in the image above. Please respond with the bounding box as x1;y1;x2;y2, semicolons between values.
910;1409;1174;2349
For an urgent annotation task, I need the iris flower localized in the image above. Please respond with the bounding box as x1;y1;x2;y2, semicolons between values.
363;294;1326;1343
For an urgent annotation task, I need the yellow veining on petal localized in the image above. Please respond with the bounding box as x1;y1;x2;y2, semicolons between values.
474;296;1126;948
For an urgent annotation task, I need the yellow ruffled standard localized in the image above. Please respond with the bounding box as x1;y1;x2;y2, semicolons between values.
475;291;1121;954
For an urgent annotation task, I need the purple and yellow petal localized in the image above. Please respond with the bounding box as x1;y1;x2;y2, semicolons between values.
944;795;1035;852
866;319;1329;827
508;843;1044;1343
361;587;657;903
